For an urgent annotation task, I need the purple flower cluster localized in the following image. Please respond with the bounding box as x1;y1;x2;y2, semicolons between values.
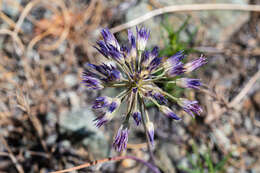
82;27;207;152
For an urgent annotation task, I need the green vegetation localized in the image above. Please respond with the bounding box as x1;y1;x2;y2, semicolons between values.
178;143;231;173
159;15;198;57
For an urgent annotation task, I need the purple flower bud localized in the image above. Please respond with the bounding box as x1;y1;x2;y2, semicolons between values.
160;105;181;120
177;98;203;117
128;30;136;48
152;92;168;104
106;44;124;62
151;46;159;58
113;125;129;151
167;62;185;76
86;63;121;82
92;96;112;109
136;27;150;51
128;29;136;48
149;57;162;72
168;51;185;64
132;112;141;126
184;55;207;73
108;67;121;82
101;28;120;50
164;51;184;68
94;113;111;128
95;40;110;58
108;99;120;113
176;78;201;89
82;69;98;78
141;46;159;68
82;75;103;90
164;53;185;77
95;40;124;62
146;122;154;145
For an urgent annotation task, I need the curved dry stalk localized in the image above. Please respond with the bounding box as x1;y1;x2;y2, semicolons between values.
110;3;260;33
0;11;18;30
51;155;160;173
14;0;41;34
40;0;70;51
28;0;70;51
27;30;52;51
81;0;97;25
0;29;24;53
11;0;70;52
86;0;103;31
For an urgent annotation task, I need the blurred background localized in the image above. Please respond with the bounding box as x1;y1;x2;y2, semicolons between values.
0;0;259;172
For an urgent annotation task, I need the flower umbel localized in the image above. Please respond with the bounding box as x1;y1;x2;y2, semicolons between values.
82;27;207;151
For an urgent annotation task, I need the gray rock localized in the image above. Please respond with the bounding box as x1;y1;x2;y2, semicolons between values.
60;108;97;132
64;74;78;88
165;143;183;161
125;0;249;44
125;2;163;47
67;91;80;110
212;129;231;150
21;20;33;34
244;117;253;132
227;166;236;173
223;123;232;136
1;0;21;17
59;140;71;149
57;41;67;54
46;134;57;145
59;108;109;157
156;145;176;173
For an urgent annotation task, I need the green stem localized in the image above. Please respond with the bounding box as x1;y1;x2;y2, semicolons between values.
160;90;178;101
126;61;134;74
151;67;163;74
126;91;135;114
108;83;128;88
148;97;161;108
138;93;156;164
122;63;133;77
143;76;167;83
116;88;130;99
166;81;176;84
116;61;132;81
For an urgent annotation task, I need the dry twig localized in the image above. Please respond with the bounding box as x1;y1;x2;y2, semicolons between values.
204;69;260;123
0;29;24;53
51;155;160;173
0;136;25;173
110;3;260;33
15;88;48;152
229;70;260;108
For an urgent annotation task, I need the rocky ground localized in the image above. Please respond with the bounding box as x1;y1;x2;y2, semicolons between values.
0;0;259;173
